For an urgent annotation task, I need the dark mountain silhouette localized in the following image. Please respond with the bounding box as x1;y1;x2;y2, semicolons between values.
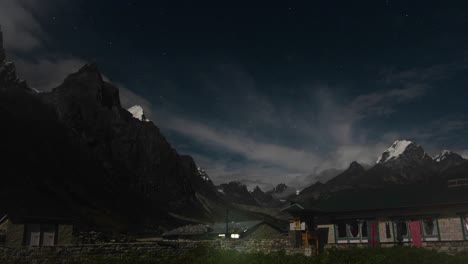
0;29;282;233
217;182;259;206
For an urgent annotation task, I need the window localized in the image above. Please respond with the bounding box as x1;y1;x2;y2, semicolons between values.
385;222;391;239
395;221;409;238
361;221;368;238
393;217;439;242
349;221;360;238
337;223;347;238
461;214;468;240
422;217;436;237
335;221;369;243
23;224;57;246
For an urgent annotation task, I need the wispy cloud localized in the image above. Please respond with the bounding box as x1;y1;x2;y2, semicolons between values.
14;57;86;91
150;60;466;188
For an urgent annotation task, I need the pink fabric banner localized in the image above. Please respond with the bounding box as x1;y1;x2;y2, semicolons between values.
369;222;378;247
410;221;423;248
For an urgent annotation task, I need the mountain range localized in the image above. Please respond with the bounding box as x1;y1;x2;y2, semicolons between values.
216;182;297;208
2;26;468;233
296;140;468;204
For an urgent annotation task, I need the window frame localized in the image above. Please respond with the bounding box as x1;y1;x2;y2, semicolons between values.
459;214;468;240
392;216;440;242
334;220;370;243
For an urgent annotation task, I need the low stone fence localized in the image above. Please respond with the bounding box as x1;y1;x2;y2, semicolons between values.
0;238;307;263
325;241;468;255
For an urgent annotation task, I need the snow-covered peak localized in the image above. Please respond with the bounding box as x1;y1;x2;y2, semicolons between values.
434;150;453;162
377;140;414;164
127;105;149;122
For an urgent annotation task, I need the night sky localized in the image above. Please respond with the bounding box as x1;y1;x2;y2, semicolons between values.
2;1;468;190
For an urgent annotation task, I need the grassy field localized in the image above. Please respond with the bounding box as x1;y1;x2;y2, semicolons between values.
66;246;468;264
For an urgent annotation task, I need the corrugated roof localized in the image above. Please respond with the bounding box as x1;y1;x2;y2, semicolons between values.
162;221;265;237
211;221;263;234
162;224;211;236
310;185;468;213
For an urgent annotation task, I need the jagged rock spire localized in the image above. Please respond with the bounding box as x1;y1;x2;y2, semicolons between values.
0;25;5;63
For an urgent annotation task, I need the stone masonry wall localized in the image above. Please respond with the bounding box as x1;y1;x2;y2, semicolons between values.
0;239;306;264
378;221;394;243
438;217;464;241
326;241;468;255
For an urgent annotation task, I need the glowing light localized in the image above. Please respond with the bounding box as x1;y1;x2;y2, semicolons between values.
231;234;240;239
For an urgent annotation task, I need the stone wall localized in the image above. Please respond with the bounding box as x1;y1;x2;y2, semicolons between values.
326;240;468;254
378;221;394;243
57;225;73;245
0;238;306;263
5;220;24;247
438;217;464;241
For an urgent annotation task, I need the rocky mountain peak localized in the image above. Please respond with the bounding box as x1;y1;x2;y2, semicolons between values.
376;140;433;166
434;150;455;162
252;186;264;194
0;26;5;63
270;183;288;194
0;27;29;92
197;167;211;182
377;140;416;163
434;150;467;172
349;161;364;171
218;181;258;206
52;63;121;110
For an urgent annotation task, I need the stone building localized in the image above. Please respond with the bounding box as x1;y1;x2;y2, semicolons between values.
0;214;73;247
286;184;468;250
163;220;285;240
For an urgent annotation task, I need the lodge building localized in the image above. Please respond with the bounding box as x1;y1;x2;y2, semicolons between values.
286;184;468;250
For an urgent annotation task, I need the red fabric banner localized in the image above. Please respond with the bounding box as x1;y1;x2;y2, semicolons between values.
369;222;378;247
410;221;423;248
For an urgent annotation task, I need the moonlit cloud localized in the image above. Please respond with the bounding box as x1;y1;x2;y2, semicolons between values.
14;57;86;91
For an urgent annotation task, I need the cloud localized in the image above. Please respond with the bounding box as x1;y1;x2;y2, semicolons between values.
407;117;468;150
162;115;321;173
113;82;154;120
146;61;446;188
14;57;86;91
0;0;74;52
191;154;302;191
460;150;468;159
0;0;45;52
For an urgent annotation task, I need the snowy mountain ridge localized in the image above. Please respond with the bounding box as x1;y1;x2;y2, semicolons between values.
434;150;454;162
127;105;149;122
376;140;414;164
